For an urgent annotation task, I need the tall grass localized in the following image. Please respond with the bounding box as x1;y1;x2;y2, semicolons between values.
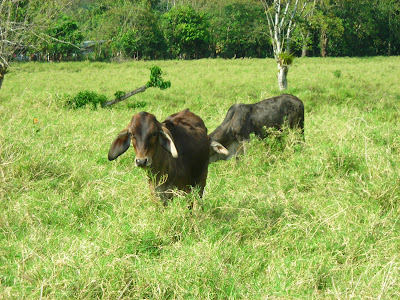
1;57;400;298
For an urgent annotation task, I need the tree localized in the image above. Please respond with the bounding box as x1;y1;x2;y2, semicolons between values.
39;15;83;61
327;0;376;56
0;0;28;90
114;6;166;59
163;5;211;59
261;0;317;90
370;0;400;56
77;2;166;60
315;1;343;57
211;3;270;58
0;0;73;90
296;0;343;57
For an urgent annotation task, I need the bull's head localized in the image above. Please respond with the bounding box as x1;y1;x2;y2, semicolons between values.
108;112;177;167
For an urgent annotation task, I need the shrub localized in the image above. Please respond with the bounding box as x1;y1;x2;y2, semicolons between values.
65;90;108;109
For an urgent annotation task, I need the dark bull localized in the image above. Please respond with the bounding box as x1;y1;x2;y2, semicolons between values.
209;94;304;163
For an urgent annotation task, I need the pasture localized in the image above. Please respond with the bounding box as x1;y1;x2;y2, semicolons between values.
1;57;400;298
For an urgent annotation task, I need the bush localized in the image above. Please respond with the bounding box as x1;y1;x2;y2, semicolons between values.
65;90;108;109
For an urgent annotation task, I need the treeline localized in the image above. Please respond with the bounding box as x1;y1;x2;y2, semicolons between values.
17;0;400;61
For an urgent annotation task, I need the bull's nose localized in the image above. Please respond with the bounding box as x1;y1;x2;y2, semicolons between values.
135;158;148;167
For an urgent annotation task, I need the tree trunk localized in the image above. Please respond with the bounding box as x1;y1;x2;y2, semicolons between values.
301;32;310;57
103;85;147;107
321;30;328;57
0;68;6;91
301;43;308;58
277;64;288;91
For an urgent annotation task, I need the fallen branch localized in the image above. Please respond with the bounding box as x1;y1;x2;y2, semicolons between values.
103;85;147;107
103;66;171;107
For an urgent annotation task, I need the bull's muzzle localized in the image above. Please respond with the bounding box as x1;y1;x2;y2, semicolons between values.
135;157;151;168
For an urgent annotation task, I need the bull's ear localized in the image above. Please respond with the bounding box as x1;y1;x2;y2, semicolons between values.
159;126;178;158
210;140;229;156
108;129;131;161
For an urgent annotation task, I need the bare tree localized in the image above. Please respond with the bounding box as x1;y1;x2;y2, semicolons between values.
0;0;73;91
261;0;317;90
0;0;21;90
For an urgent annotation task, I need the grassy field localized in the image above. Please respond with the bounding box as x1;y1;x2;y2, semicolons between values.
1;57;400;299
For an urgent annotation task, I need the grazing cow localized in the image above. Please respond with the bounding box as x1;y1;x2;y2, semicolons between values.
108;109;226;203
209;94;304;163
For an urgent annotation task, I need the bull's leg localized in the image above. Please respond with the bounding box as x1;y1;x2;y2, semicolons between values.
196;168;208;198
236;140;249;160
236;135;250;159
147;180;168;206
185;167;208;210
254;128;265;139
148;174;173;206
187;186;203;210
289;116;305;141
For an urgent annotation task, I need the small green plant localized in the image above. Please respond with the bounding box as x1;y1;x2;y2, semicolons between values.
277;51;294;66
146;66;171;90
126;101;147;109
65;90;107;109
114;90;125;100
136;231;163;257
333;69;342;78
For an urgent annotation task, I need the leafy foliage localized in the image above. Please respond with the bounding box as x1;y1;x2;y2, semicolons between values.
126;101;147;109
163;5;211;58
146;66;171;90
211;3;270;58
39;15;83;60
277;51;295;66
65;90;107;109
109;5;166;59
3;0;400;70
114;90;125;100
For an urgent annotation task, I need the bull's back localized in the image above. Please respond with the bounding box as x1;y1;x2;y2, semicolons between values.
254;94;304;129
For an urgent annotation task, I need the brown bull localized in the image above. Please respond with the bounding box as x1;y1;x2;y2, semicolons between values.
108;109;225;203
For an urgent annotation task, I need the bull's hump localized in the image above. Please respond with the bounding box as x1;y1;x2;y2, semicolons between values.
164;110;206;132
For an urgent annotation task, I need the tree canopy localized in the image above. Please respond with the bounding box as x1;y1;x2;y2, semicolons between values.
2;0;400;65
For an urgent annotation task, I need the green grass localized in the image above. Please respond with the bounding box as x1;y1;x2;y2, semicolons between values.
1;57;400;298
